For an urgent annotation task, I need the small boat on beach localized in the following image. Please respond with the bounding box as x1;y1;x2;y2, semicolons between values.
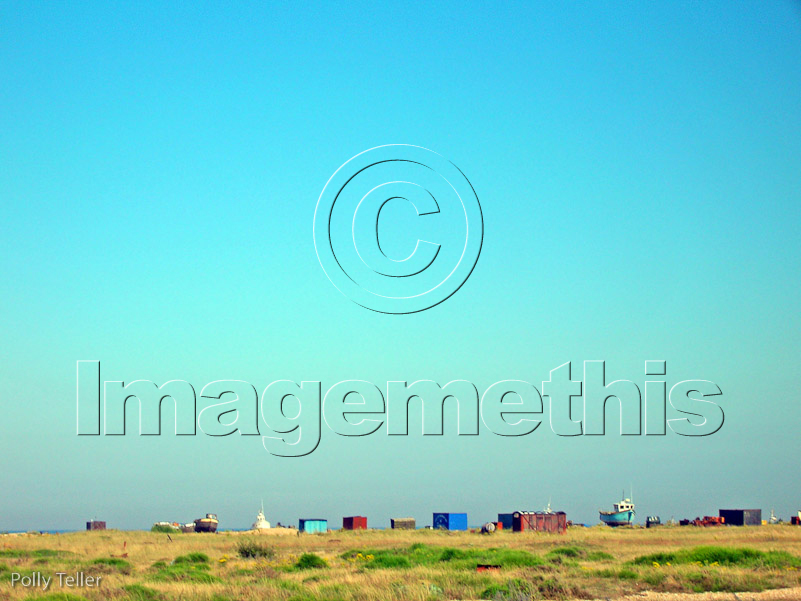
599;496;635;527
194;513;218;533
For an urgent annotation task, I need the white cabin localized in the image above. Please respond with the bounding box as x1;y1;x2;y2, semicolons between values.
613;498;635;512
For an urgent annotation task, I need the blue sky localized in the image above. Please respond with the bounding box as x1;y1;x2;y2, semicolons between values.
1;1;800;529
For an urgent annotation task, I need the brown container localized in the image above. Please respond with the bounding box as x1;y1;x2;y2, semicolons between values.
86;520;106;531
390;517;416;530
512;511;567;533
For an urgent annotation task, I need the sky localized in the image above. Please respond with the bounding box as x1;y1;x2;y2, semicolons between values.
1;1;800;530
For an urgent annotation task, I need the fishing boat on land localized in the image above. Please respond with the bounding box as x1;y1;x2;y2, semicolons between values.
194;513;218;533
599;496;635;527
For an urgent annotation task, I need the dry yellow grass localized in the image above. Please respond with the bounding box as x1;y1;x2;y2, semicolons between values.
1;525;800;600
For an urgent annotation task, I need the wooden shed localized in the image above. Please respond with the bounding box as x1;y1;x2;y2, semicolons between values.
390;517;415;530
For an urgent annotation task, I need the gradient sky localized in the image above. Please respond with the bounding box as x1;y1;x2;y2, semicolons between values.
1;1;800;530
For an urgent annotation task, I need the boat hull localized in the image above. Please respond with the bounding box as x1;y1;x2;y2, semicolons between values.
600;510;635;527
194;519;218;533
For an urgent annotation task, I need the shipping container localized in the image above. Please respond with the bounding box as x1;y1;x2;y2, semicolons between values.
719;509;761;526
498;513;515;531
512;511;567;533
433;512;468;531
390;517;415;530
86;520;106;531
343;516;367;530
299;518;328;533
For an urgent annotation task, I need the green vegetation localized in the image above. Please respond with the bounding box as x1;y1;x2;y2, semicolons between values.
480;576;577;600
639;570;667;586
149;552;219;583
546;545;614;563
592;567;640;580
236;539;275;559
480;578;533;599
121;584;164;601
546;545;582;558
585;550;615;561
682;570;771;593
341;543;543;570
91;557;133;573
150;524;179;534
150;563;221;583
172;552;210;564
633;545;801;568
0;548;65;558
295;553;328;570
0;567;34;583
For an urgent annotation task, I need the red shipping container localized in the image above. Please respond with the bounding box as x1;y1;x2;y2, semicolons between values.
343;516;367;530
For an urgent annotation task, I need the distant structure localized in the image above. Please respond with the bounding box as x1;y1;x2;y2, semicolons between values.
498;513;515;530
769;509;779;524
342;516;367;530
480;522;497;534
194;513;219;533
390;517;415;530
719;509;761;526
433;512;468;531
298;518;327;533
599;495;636;527
498;511;567;533
86;520;106;531
252;501;270;530
511;511;567;533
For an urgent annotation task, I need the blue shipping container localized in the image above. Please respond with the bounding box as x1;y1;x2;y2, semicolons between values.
299;519;327;533
498;513;515;530
433;513;468;531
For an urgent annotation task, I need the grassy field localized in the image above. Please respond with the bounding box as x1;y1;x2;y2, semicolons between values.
2;526;801;601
